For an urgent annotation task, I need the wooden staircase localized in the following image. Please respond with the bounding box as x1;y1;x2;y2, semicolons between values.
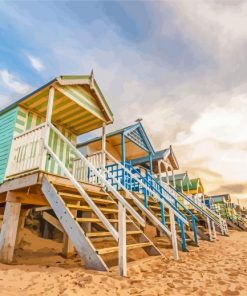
41;176;161;272
118;191;197;251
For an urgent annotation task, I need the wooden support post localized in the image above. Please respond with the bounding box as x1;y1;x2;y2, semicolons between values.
118;201;127;277
207;217;213;241
0;201;21;263
149;153;153;175
46;87;55;124
157;160;162;182
102;123;106;174
81;212;92;233
41;86;55;171
62;202;78;258
16;209;29;247
165;163;169;184
62;234;74;257
172;169;176;188
170;211;179;260
121;133;126;187
212;221;216;239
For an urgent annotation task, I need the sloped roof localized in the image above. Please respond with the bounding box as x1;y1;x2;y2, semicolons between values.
78;122;155;154
188;178;204;193
130;146;179;174
0;74;114;134
168;172;189;182
210;194;231;202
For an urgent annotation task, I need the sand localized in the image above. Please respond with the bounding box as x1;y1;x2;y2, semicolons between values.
0;229;246;296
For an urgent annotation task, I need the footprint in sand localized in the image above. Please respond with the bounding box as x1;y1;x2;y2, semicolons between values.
218;280;227;285
223;290;240;296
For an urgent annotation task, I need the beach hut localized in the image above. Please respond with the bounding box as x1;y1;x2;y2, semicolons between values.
131;146;179;184
166;172;191;193
205;194;246;230
77;121;155;169
0;76;191;276
184;178;205;196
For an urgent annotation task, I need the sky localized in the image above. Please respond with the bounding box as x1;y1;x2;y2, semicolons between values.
0;0;246;203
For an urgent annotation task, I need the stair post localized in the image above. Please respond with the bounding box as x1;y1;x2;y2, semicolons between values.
101;123;106;185
118;201;127;277
211;221;216;240
207;217;213;241
170;211;179;260
191;217;198;246
178;219;187;251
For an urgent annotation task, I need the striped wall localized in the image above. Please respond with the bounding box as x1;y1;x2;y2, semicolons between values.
13;106;76;177
0;107;18;183
14;106;44;135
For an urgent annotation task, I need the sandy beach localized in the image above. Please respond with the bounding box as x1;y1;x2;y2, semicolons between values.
0;229;246;296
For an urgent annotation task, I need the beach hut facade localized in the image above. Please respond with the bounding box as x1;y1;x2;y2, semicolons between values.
0;75;113;182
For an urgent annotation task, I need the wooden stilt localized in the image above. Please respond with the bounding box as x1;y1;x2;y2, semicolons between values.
62;202;78;257
170;211;179;260
118;201;127;277
16;209;28;247
62;234;75;257
212;221;216;240
0;201;21;263
207;217;213;241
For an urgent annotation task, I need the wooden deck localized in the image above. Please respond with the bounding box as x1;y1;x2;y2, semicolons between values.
0;171;105;207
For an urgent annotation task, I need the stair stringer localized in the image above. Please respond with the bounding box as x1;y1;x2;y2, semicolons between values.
41;176;108;271
226;219;244;231
130;192;184;251
125;215;162;256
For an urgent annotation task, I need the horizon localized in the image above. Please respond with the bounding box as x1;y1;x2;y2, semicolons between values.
0;1;246;204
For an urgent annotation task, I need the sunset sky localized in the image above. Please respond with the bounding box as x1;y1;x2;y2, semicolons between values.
0;1;246;203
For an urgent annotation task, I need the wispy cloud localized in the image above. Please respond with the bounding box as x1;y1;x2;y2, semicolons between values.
0;69;31;95
27;54;45;72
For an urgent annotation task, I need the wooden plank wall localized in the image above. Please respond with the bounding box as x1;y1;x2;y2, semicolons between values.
0;107;18;183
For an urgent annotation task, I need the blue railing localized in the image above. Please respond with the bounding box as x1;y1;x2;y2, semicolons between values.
105;162;198;250
145;170;198;247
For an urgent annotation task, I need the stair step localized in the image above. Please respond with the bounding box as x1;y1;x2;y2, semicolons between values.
60;192;114;204
185;238;192;242
76;218;133;223
86;230;142;238
53;181;109;197
96;242;153;255
149;205;161;211
67;204;118;213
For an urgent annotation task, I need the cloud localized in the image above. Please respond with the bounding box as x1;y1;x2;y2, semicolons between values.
0;1;246;200
176;95;247;145
172;94;247;197
0;69;31;95
216;183;247;195
27;54;45;72
0;94;12;109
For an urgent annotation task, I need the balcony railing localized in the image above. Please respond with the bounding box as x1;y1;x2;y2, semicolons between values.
5;124;46;178
73;150;104;184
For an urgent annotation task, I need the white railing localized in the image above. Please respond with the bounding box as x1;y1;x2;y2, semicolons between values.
5;124;46;178
161;180;228;235
73;151;103;184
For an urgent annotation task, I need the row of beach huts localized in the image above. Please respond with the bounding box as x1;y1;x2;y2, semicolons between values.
0;73;246;276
